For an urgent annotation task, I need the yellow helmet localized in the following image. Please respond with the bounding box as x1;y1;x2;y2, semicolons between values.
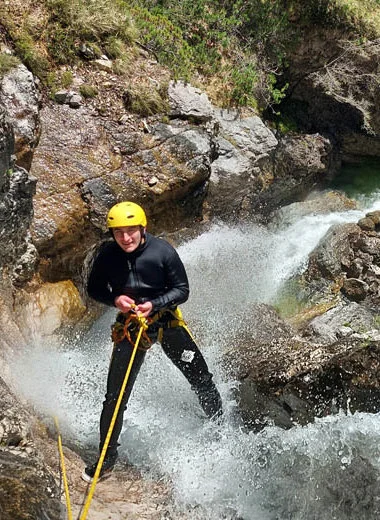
106;201;147;228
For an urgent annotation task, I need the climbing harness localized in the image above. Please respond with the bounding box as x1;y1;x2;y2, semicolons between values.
111;311;152;350
54;416;73;520
79;312;148;520
111;306;193;347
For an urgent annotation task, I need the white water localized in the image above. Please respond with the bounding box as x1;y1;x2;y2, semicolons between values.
12;189;380;519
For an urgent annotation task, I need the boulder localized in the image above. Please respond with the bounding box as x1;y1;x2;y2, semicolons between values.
306;301;379;344
225;316;380;430
256;132;339;212
302;212;380;306
205;110;278;218
307;223;360;280
168;80;214;122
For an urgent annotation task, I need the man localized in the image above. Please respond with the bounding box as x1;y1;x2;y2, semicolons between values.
82;201;223;482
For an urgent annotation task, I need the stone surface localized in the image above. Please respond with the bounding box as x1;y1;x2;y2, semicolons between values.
0;377;62;520
283;33;380;157
168;80;214;122
0;104;37;285
0;63;41;170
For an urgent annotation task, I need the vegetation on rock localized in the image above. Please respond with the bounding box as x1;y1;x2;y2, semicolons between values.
0;0;379;111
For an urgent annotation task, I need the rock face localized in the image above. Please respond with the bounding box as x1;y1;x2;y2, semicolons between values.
0;106;38;286
206;109;278;217
0;63;41;170
168;80;214;122
224;304;380;431
222;206;380;432
305;210;380;306
284;33;380;158
28;83;337;283
258;132;339;212
0;377;62;520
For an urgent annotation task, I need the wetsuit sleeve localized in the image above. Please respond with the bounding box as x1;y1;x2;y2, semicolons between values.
150;247;189;312
87;247;115;307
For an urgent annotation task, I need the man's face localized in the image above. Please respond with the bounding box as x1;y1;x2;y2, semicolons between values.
113;226;144;253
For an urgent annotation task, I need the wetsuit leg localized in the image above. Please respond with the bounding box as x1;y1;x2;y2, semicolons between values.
161;326;223;419
99;339;146;457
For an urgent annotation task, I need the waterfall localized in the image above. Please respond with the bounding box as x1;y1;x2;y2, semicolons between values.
11;188;380;519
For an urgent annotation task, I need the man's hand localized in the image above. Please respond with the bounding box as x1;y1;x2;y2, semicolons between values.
114;295;135;313
135;301;153;318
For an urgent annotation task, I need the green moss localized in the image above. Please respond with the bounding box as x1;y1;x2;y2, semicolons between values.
14;34;51;79
123;85;169;116
79;84;98;98
61;70;73;88
0;53;20;78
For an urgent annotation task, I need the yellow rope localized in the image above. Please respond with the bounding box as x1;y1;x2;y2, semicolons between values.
54;416;73;520
79;314;148;520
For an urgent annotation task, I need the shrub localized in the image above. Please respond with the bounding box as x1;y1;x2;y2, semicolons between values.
123;85;169;116
46;0;137;64
130;7;194;80
14;33;51;79
79;84;98;98
104;37;128;59
61;70;73;88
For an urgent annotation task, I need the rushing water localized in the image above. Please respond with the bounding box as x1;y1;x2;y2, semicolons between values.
12;181;380;519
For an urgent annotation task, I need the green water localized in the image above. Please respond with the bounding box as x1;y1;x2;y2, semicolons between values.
330;158;380;199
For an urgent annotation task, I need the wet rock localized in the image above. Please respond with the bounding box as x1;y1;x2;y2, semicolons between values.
0;105;37;285
15;280;86;340
226;321;380;430
0;377;62;520
356;234;380;258
0;451;62;520
306;301;377;344
366;210;380;226
307;223;360;280
341;278;369;302
271;190;357;225
358;216;376;231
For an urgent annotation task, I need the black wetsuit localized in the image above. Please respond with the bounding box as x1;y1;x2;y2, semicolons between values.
87;233;223;458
